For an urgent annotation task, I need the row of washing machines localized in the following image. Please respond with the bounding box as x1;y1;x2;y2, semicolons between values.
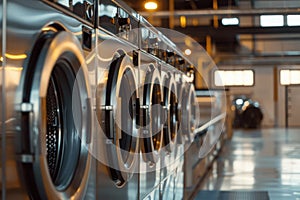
0;0;202;199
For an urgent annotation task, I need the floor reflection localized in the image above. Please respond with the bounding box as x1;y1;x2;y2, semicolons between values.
198;128;300;200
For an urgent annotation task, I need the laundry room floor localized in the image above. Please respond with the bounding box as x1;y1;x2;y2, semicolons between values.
194;128;300;200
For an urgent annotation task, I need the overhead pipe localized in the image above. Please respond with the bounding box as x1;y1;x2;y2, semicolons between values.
175;26;300;36
139;8;300;18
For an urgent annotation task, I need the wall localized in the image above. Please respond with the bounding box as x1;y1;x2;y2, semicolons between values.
277;65;300;127
215;65;300;128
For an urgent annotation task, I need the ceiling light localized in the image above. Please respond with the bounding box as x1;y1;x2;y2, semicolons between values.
180;16;187;28
144;1;158;10
184;49;192;56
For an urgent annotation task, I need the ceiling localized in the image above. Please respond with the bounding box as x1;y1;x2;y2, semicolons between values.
122;0;300;65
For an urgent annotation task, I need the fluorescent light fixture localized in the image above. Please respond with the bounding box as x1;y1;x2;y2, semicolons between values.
260;15;284;27
280;69;300;85
221;18;239;26
287;15;300;26
214;70;254;86
144;1;158;10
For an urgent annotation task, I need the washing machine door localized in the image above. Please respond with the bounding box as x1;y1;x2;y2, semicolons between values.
98;52;139;187
18;31;92;199
141;65;163;164
162;73;177;153
181;83;197;143
176;81;184;144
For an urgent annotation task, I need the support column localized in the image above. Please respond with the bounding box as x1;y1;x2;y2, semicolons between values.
169;0;175;29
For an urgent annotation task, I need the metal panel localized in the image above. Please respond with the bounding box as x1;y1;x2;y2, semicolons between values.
195;191;270;200
1;0;7;198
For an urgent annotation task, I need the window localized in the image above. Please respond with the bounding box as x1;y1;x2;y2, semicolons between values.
260;15;284;27
287;15;300;26
221;18;239;26
214;70;254;87
280;69;300;85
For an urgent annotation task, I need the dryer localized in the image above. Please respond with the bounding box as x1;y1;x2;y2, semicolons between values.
1;0;97;199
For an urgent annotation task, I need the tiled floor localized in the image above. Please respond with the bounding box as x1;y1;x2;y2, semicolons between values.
198;128;300;200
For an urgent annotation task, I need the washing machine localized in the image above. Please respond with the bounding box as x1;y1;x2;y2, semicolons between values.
138;21;196;199
1;0;201;199
159;65;179;200
95;0;140;199
173;79;185;200
174;76;185;148
95;45;140;199
1;0;97;199
178;77;199;152
138;51;163;200
174;75;198;200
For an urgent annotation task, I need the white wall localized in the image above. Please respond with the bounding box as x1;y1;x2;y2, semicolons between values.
277;65;300;127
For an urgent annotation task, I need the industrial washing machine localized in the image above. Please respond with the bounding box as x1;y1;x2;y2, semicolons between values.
159;64;179;200
138;20;198;200
95;45;140;199
174;80;197;200
138;53;163;200
1;0;202;199
94;0;141;199
1;0;97;199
